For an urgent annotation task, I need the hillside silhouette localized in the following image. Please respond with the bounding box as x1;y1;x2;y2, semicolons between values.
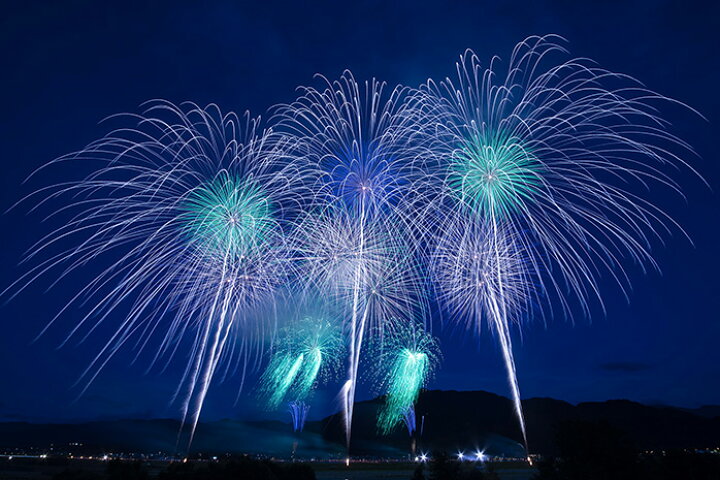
1;390;717;457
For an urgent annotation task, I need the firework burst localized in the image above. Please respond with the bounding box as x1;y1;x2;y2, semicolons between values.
5;35;700;456
374;320;439;435
259;314;343;409
276;71;427;446
7;101;312;447
419;34;698;447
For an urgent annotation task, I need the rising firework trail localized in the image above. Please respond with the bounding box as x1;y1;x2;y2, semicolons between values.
276;72;427;447
6;101;312;449
419;34;699;448
431;215;531;442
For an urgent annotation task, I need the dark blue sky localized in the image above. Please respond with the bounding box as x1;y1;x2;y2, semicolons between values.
1;1;718;423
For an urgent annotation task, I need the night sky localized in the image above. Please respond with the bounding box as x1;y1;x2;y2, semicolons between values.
1;1;718;424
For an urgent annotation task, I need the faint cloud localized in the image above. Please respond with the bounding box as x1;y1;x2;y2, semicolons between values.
599;362;653;373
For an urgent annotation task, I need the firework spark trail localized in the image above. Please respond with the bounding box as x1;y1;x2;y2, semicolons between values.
431;215;531;443
259;315;343;410
276;72;427;448
343;195;368;446
375;321;439;435
290;207;422;445
402;406;416;436
261;353;306;409
488;208;529;445
379;348;428;433
7;101;312;450
419;34;699;450
294;347;323;398
288;400;310;432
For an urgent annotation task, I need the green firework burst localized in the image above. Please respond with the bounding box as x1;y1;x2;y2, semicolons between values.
183;171;274;256
377;321;440;434
449;132;540;218
259;316;343;409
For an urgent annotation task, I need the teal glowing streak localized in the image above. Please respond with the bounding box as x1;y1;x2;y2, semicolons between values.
376;322;439;434
293;347;323;401
378;348;428;434
262;353;305;409
259;316;343;410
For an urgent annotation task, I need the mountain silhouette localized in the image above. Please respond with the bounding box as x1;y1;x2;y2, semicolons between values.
1;390;717;457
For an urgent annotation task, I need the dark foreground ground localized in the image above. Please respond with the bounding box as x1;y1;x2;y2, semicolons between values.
2;419;719;479
3;450;720;480
0;458;536;480
313;461;535;480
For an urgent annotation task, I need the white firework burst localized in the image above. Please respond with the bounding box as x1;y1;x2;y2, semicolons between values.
7;101;313;447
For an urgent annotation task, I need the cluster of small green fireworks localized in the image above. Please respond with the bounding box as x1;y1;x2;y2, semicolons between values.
375;321;440;434
259;316;343;409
